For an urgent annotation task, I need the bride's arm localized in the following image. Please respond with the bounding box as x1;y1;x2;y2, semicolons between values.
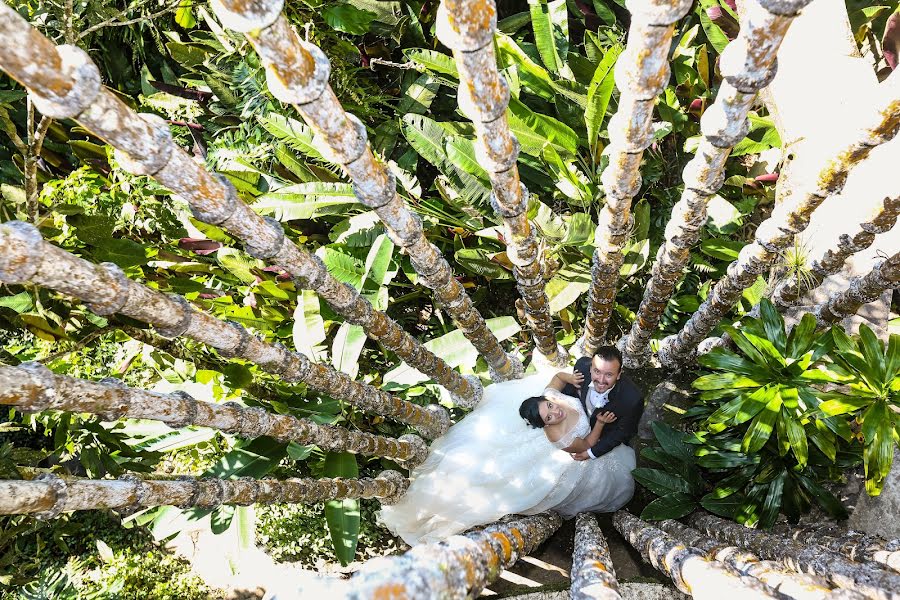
561;412;617;453
545;370;583;392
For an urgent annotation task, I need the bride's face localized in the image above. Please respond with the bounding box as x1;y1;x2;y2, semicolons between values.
538;400;565;426
590;356;622;393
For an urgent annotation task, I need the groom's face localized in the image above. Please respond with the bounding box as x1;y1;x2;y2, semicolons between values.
590;356;622;393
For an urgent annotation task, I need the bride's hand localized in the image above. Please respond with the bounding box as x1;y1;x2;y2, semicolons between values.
563;371;584;387
596;411;617;424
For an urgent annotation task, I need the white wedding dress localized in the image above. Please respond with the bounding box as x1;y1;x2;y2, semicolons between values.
379;370;636;544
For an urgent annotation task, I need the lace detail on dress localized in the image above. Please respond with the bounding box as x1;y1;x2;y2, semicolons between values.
550;393;590;450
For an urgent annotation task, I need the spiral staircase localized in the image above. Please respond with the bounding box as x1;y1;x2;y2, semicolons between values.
1;0;899;597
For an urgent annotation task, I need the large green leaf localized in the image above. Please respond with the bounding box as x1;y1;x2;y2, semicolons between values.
332;323;366;380
496;34;555;100
781;410;808;467
650;422;695;464
819;394;870;417
742;331;787;370
398;73;440;116
758;471;786;528
759;299;787;355
884;333;900;381
693;372;761;391
508;97;579;157
259;114;326;161
632;468;693;496
93;238;150;268
699;4;731;53
292;290;326;361
640;492;697;521
795;473;848;519
725;326;769;368
528;0;571;78
700;492;748;519
254;182;358;221
454;248;513;279
323;3;377;35
742;393;782;453
0;291;33;313
324;452;360;566
383;317;521;388
318;247;365;288
698;348;765;378
360;234;397;293
404;49;459;78
216;248;258;284
696;448;760;469
786;312;819;358
545;275;590;313
857;325;886;385
585;44;622;147
206;437;286;482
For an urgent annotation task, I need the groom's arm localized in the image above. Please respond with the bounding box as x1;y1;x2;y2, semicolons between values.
586;397;643;458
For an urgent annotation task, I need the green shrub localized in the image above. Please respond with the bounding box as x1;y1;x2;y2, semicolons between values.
0;511;214;598
256;500;401;566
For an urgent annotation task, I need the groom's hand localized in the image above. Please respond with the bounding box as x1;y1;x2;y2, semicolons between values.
571;451;590;461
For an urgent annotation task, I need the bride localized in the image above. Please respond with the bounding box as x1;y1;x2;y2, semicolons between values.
379;369;636;544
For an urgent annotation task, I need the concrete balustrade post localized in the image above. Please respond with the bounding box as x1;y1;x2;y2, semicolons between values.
0;471;408;518
613;511;785;600
205;0;523;381
0;0;481;407
657;520;862;600
345;512;562;598
571;512;623;599
435;0;568;368
621;0;812;367
813;250;900;326
576;0;693;358
691;513;900;600
0;363;428;465
772;195;900;307
658;73;900;368
0;221;439;448
783;523;900;575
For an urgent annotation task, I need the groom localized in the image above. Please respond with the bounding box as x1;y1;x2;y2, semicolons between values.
561;346;644;461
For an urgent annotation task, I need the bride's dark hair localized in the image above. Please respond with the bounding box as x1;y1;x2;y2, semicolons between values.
519;396;546;429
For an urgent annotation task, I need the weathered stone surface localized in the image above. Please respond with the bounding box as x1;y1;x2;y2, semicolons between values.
637;377;694;440
850;449;900;540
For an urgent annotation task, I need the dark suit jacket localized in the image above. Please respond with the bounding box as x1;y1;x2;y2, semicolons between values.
560;356;644;458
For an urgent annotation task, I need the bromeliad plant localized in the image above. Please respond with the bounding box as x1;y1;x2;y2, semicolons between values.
666;299;858;527
693;300;849;468
818;326;900;496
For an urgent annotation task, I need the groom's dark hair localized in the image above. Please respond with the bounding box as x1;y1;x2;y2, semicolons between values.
519;396;546;429
593;345;623;370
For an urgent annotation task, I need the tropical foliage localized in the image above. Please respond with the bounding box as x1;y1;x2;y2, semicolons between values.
638;301;900;528
0;0;897;591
